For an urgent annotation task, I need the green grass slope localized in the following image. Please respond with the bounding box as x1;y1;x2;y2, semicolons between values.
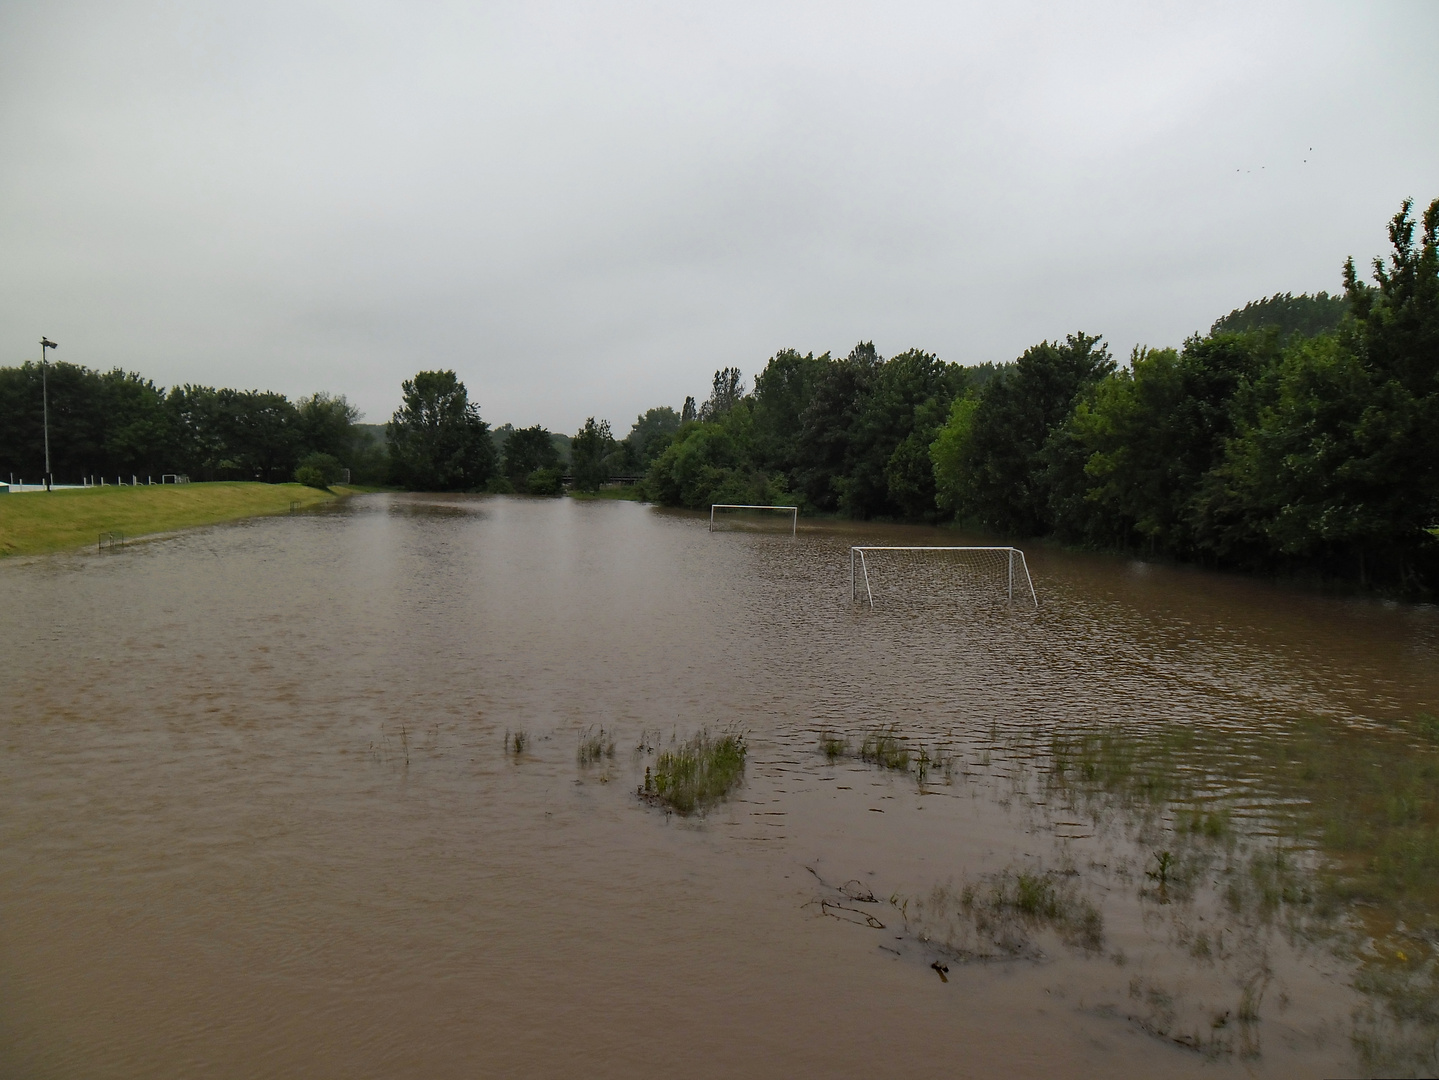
0;482;344;557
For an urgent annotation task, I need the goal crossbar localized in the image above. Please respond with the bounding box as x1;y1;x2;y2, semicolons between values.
710;504;798;535
849;546;1038;609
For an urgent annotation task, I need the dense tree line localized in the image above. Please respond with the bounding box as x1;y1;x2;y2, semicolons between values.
635;197;1439;593
5;196;1432;591
0;364;385;485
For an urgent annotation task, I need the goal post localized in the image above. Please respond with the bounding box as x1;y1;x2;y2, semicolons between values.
849;546;1038;609
709;504;798;536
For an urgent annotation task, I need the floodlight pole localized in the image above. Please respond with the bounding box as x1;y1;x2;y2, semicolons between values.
40;338;57;490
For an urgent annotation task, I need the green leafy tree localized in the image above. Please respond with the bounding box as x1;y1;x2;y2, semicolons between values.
955;333;1114;535
0;361;173;481
642;402;793;509
846;348;965;520
623;407;681;469
1211;292;1347;342
207;390;302;481
699;368;745;420
751;348;828;478
502;425;561;490
570;417;615;492
930;391;980;516
386;370;496;491
526;467;564;496
793;343;881;512
1049;333;1275;552
296;392;361;464
1200;198;1439;585
295;452;342;488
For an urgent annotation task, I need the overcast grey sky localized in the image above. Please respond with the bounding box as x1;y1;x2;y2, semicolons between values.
2;1;1436;432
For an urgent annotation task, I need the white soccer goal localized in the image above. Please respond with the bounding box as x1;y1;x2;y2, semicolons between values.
709;504;798;535
849;546;1038;609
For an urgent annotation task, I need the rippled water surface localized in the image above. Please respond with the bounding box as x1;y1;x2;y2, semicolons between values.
4;494;1439;1078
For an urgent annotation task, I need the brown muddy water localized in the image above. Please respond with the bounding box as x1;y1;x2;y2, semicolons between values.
4;493;1439;1078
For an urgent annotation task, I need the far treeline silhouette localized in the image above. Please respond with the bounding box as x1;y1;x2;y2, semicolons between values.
1;196;1433;592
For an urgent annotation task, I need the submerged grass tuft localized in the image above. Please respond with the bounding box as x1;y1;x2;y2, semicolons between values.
643;729;747;814
895;866;1104;960
860;726;910;771
819;731;849;761
505;729;528;755
578;725;616;765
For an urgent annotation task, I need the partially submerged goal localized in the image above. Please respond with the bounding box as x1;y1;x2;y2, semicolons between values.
849;546;1038;609
710;504;798;535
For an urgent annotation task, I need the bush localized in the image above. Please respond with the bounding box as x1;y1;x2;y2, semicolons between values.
526;467;563;497
295;451;342;489
485;475;515;494
295;465;326;488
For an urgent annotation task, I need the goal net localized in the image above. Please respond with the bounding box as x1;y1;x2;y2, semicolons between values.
709;504;798;535
850;546;1038;609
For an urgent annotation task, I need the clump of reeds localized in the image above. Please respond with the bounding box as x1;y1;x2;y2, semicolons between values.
894;866;1104;960
578;725;616;765
1178;807;1231;839
860;726;910;771
505;729;528;755
819;731;849;761
969;868;1106;953
914;745;956;785
642;728;747;814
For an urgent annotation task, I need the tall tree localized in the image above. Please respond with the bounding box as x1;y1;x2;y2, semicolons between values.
793;342;881;512
296;392;361;464
751;349;827;477
624;406;681;468
502;425;561;489
570;417;615;492
949;332;1114;535
699;368;745;420
1210;292;1347;342
386;370;496;491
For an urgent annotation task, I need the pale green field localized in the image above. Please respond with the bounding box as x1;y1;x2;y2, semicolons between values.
0;482;347;557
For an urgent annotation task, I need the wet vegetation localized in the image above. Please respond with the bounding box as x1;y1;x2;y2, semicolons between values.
821;727;956;786
577;726;616;765
819;731;848;761
893;865;1104;960
860;726;910;771
1045;717;1439;1072
642;729;747;815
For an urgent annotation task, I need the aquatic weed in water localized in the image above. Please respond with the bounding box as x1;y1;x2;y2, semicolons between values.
895;866;1104;959
643;729;747;815
860;726;909;771
819;731;849;761
578;725;616;765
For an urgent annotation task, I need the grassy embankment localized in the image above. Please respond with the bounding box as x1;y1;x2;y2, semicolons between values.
0;481;347;557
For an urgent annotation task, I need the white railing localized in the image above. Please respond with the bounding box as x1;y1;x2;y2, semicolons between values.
849;546;1038;609
709;504;798;536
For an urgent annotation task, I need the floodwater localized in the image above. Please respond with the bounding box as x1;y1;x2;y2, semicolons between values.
3;494;1439;1078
